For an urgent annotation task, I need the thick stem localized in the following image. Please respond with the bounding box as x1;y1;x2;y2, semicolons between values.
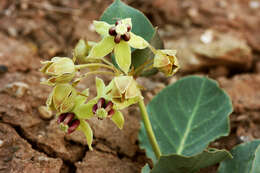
138;99;161;159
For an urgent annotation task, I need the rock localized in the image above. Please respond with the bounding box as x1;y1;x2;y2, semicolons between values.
165;29;252;72
22;119;86;163
75;150;141;173
0;123;63;173
38;106;53;120
2;82;29;98
0;33;38;72
0;72;85;162
218;74;260;113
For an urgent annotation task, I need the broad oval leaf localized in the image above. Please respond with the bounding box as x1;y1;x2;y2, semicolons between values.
141;164;151;173
139;76;232;162
218;140;260;173
151;149;231;173
100;0;154;42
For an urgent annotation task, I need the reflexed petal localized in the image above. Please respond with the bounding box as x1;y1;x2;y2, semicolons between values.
96;77;105;97
79;120;93;150
74;102;95;119
88;36;115;59
128;32;149;49
111;111;124;129
121;18;132;28
74;89;89;106
93;20;111;37
46;89;55;110
114;41;131;74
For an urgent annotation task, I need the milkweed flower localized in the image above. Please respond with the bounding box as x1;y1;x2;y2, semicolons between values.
88;18;149;74
153;49;179;76
40;57;76;85
106;75;143;110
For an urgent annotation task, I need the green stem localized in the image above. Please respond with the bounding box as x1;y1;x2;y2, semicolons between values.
75;63;116;72
138;99;161;159
83;71;116;77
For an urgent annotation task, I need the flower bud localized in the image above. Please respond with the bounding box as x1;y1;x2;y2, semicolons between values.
74;39;92;64
153;50;179;76
40;57;75;84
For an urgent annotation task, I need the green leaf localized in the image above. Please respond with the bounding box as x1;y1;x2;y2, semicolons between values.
252;145;260;173
79;120;93;150
151;149;231;173
132;28;163;76
139;76;233;171
100;0;154;42
218;140;260;173
141;164;151;173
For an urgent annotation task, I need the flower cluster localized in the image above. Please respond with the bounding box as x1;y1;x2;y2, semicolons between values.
40;18;179;150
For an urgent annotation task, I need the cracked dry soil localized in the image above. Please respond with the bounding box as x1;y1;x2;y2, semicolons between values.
1;0;260;173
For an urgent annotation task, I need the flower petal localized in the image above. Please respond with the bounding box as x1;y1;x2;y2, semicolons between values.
88;36;115;59
111;111;124;129
79;120;93;150
114;76;132;94
114;41;131;73
93;20;111;37
96;77;105;97
128;32;149;49
74;102;95;119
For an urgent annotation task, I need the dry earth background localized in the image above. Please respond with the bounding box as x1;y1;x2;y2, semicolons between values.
0;0;260;172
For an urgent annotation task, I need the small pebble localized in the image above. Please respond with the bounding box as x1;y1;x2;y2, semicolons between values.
249;1;260;9
38;106;53;120
0;65;8;74
4;82;29;98
200;30;213;44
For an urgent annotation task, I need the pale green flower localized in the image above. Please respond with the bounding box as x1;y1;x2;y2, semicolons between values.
40;57;76;85
153;49;179;76
46;83;77;113
76;77;124;129
106;75;143;110
87;18;149;74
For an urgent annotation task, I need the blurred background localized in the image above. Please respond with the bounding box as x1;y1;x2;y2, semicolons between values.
0;0;260;173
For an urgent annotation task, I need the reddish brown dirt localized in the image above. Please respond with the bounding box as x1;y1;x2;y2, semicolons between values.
0;0;260;173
